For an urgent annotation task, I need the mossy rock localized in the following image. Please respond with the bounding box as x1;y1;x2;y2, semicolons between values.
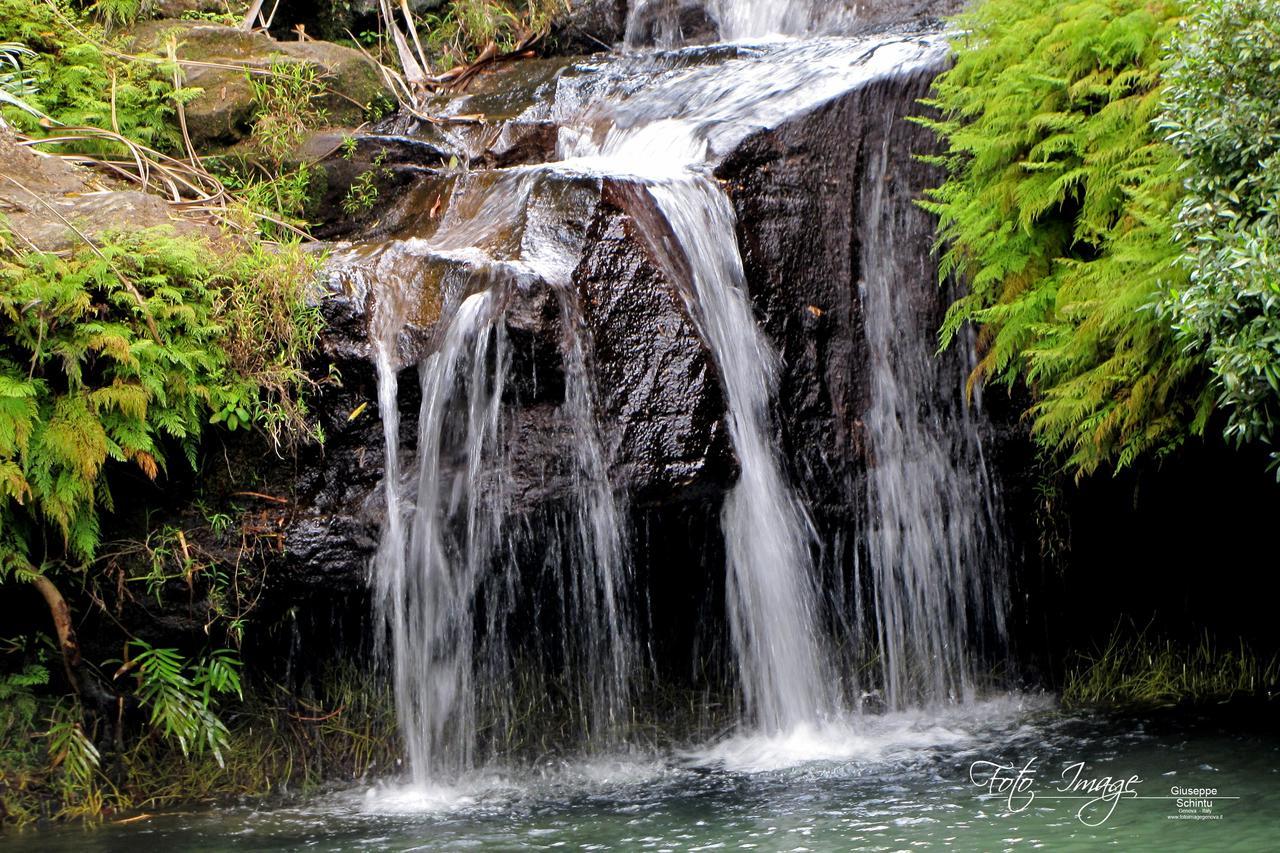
132;21;394;150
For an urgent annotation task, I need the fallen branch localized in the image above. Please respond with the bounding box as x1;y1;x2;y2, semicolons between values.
29;574;81;688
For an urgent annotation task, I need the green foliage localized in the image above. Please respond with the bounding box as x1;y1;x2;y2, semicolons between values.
918;0;1214;475
1063;626;1280;709
1160;0;1280;469
342;148;390;215
0;227;320;577
126;641;241;766
91;0;147;30
45;702;101;809
248;59;329;163
0;41;43;118
0;653;49;776
0;0;183;155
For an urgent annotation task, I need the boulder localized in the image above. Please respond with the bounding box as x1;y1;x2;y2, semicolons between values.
549;0;631;53
131;22;394;150
0;132;221;251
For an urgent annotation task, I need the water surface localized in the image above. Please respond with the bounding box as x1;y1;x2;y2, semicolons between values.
14;700;1278;851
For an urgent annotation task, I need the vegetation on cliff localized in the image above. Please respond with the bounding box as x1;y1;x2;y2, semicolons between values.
922;0;1280;477
1;0;324;826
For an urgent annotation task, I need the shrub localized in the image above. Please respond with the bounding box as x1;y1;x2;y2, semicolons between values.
0;0;183;155
0;227;320;578
1161;0;1280;471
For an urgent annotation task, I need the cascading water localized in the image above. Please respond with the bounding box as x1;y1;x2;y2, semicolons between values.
350;0;1010;781
351;169;639;782
638;177;833;732
856;99;1010;711
625;0;861;45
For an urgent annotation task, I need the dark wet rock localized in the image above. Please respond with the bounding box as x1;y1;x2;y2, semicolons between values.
716;59;952;515
262;36;957;595
475;120;561;168
300;131;459;239
578;180;735;504
623;0;717;47
549;0;630;53
429;56;585;122
273;167;736;588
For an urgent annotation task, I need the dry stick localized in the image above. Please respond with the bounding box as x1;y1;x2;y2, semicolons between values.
380;0;427;94
345;31;417;110
167;40;202;173
18;131;312;240
240;0;266;30
0;172;163;342
232;491;290;504
399;0;430;75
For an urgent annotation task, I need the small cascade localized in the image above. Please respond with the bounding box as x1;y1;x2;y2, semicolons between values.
349;4;1011;781
625;0;861;45
644;178;832;731
357;171;638;782
857;105;1010;709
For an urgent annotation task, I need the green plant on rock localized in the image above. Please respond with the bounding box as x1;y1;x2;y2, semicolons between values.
249;58;329;163
91;0;149;30
342;148;390;215
45;701;101;814
1063;626;1280;709
0;225;320;598
917;0;1213;476
422;0;565;69
1160;0;1280;471
0;41;42;119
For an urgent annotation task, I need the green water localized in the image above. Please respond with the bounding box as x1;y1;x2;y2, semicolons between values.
10;698;1278;852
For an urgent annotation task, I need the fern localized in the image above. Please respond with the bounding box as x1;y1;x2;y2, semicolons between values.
917;0;1214;476
0;0;178;155
128;641;240;767
0;227;319;578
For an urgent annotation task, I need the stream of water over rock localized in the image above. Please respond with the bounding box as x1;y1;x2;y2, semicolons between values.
339;2;1006;784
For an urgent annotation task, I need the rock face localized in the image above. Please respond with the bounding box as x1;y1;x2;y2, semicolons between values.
264;37;959;613
0;132;221;251
131;22;393;150
719;62;950;516
267;166;738;595
550;0;631;52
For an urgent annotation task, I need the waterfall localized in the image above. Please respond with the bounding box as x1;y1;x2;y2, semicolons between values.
643;177;833;731
353;14;1009;779
625;0;860;45
857;96;1010;710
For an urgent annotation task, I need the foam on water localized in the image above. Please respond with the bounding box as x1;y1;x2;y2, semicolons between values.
685;695;1047;773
